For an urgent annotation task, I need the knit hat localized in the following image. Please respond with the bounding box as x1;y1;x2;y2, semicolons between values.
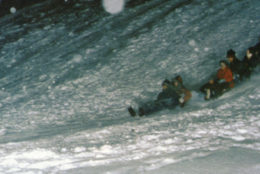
219;60;228;66
248;47;255;54
162;79;170;86
226;49;236;58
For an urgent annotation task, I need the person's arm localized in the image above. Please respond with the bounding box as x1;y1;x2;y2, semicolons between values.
225;68;233;82
217;69;222;80
157;92;163;101
217;69;226;83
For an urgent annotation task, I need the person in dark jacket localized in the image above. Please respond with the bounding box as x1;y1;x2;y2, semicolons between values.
226;49;244;81
200;79;222;100
242;47;258;78
135;79;180;116
253;36;260;60
156;79;180;101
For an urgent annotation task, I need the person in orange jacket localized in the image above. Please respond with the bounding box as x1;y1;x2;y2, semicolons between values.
217;60;234;91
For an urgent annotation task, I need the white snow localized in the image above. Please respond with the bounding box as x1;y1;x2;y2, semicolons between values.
0;0;260;173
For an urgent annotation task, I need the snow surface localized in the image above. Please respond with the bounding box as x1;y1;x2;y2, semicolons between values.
0;0;259;173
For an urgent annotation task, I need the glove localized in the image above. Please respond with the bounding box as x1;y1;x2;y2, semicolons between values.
218;79;225;83
233;74;240;80
179;97;184;104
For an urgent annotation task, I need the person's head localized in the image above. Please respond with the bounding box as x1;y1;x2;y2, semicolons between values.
172;80;179;87
209;79;214;84
219;60;228;70
226;49;236;62
162;79;170;90
175;75;183;84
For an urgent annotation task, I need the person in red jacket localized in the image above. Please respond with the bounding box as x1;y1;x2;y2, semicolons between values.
217;60;234;90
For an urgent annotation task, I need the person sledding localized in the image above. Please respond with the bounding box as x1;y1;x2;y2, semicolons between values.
217;60;234;91
171;75;192;107
200;79;222;100
242;47;259;78
128;79;180;117
200;60;234;100
253;36;260;61
226;49;244;81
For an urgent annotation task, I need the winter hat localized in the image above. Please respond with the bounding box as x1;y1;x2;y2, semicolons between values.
162;79;170;86
219;60;228;66
226;49;236;58
248;47;255;54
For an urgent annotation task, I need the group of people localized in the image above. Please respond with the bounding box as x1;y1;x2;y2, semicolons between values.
128;38;259;117
157;75;192;107
128;75;193;117
200;39;260;100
